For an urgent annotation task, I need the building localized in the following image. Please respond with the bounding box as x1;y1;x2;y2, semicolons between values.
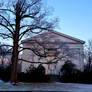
21;31;85;75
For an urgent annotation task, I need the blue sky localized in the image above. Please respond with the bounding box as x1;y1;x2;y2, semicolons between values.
0;0;92;44
46;0;92;42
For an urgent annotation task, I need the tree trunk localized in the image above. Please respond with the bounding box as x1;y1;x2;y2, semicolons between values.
10;40;19;84
10;15;20;84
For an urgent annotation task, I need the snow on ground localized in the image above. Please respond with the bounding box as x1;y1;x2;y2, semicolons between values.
0;81;92;91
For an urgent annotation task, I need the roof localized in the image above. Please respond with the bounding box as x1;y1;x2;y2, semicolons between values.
22;30;85;44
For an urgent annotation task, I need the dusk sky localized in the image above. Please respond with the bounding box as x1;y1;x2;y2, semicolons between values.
46;0;92;42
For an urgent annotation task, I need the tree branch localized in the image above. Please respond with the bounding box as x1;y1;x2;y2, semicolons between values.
0;44;13;48
0;14;15;31
0;23;14;35
19;58;57;64
19;46;46;57
0;9;15;14
19;25;49;40
0;33;13;39
21;0;41;15
21;11;39;19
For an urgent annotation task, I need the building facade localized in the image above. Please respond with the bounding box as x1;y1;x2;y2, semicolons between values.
21;31;85;75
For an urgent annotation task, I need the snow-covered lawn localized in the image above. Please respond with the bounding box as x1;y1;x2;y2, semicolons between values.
0;80;92;91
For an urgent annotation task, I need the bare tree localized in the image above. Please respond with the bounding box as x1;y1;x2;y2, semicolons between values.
0;44;11;66
0;0;58;84
84;40;92;71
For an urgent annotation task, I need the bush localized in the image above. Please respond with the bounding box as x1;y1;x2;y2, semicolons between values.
77;71;92;84
0;64;11;82
60;60;92;84
60;60;81;83
18;64;49;82
0;63;49;83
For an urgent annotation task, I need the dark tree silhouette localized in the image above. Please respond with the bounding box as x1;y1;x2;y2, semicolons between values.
0;44;11;66
0;0;58;84
61;60;77;75
84;40;92;71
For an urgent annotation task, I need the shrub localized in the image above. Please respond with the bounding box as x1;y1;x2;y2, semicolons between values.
60;60;81;83
18;64;49;82
0;64;11;82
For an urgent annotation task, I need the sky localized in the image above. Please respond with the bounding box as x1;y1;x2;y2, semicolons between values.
0;0;92;44
46;0;92;42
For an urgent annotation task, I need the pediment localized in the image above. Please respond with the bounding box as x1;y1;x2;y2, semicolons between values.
22;31;85;44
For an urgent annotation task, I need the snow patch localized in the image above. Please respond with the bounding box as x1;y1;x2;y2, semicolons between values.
5;82;11;85
0;80;4;83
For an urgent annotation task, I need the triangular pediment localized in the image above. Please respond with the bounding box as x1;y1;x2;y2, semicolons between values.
22;31;85;44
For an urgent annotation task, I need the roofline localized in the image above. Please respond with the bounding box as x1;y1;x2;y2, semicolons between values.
22;30;85;44
51;31;85;44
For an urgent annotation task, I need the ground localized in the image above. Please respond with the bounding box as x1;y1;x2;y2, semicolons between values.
0;81;92;91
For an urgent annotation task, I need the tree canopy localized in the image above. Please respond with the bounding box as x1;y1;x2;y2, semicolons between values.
0;0;58;84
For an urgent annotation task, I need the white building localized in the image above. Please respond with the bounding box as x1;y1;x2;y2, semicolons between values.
21;31;85;75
